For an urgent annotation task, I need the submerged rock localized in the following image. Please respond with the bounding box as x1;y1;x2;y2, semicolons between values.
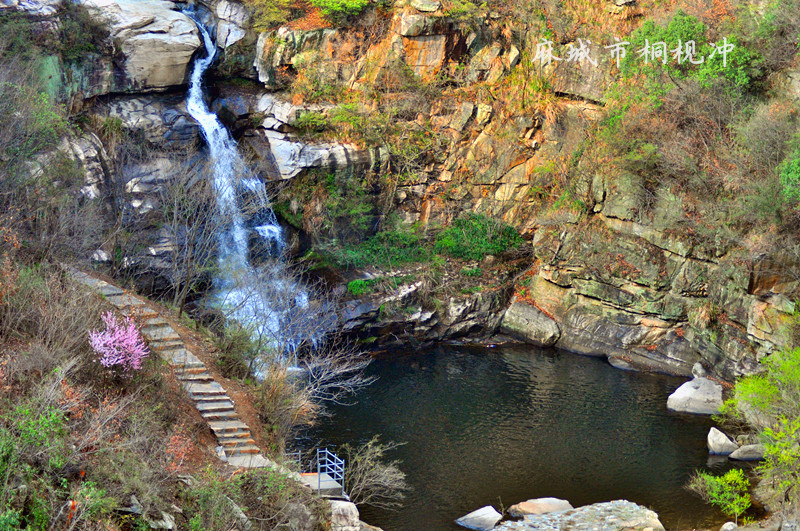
666;377;723;415
496;500;664;530
455;506;503;531
707;427;739;455
508;497;573;517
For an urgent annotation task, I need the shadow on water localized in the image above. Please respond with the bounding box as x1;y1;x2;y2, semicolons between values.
310;344;738;530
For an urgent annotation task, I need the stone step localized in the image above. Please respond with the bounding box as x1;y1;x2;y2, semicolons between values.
98;284;125;297
105;293;146;308
123;309;160;321
183;381;226;396
171;360;205;371
216;430;252;441
195;401;235;413
177;372;214;383
220;438;257;449
150;340;185;352
208;420;250;433
162;349;197;365
142;316;170;328
141;326;180;342
175;366;207;375
226;445;260;456
193;394;231;403
201;410;239;421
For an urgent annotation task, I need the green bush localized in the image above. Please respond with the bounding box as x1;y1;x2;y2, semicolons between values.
311;0;369;20
435;214;523;260
460;267;483;277
347;279;375;296
688;469;751;524
722;347;800;506
330;228;432;268
291;111;330;134
620;11;761;90
779;149;800;205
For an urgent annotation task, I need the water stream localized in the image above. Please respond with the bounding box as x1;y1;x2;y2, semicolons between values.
183;11;326;372
311;345;740;530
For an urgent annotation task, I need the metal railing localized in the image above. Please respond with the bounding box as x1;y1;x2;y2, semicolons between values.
317;448;345;498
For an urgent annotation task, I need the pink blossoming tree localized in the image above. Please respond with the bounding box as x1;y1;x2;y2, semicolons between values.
89;311;150;373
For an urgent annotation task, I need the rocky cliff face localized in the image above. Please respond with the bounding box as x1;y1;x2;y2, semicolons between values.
17;0;796;380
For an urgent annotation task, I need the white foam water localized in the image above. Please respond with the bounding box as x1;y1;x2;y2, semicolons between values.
183;9;320;374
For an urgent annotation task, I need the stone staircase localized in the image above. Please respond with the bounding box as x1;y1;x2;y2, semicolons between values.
69;269;298;475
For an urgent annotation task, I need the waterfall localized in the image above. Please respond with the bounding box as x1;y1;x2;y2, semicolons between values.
183;9;323;374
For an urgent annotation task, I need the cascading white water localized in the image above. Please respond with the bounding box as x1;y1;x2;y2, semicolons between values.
183;10;324;374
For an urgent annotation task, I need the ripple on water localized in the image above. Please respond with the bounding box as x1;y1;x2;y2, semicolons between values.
311;344;736;530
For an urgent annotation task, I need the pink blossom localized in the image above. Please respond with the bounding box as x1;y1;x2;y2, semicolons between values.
89;311;150;373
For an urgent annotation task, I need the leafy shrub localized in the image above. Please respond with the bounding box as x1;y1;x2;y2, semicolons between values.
291;111;329;134
312;0;369;20
460;267;483;277
89;311;150;373
688;469;751;524
435;214;523;260
214;323;260;380
620;11;761;91
0;2;109;66
329;228;432;268
347;279;374;296
722;347;800;506
779;148;800;205
246;0;292;31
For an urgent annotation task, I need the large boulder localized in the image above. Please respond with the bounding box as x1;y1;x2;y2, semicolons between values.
707;427;739;455
501;301;561;347
495;500;664;530
455;506;503;531
81;0;201;91
729;444;766;461
508;497;573;517
666;377;723;415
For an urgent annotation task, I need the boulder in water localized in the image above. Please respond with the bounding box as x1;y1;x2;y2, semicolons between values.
495;500;664;530
455;506;503;531
729;444;766;461
508;497;573;517
666;377;723;415
707;427;739;455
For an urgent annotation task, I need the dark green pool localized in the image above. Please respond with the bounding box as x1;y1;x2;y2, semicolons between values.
310;344;733;530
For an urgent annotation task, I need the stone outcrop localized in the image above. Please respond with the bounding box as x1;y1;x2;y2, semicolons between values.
508;498;573;517
81;0;201;91
707;427;739;455
501;301;561;347
666;378;723;415
496;500;664;530
329;500;361;531
340;272;512;347
246;94;380;179
455;506;503;531
102;95;201;148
